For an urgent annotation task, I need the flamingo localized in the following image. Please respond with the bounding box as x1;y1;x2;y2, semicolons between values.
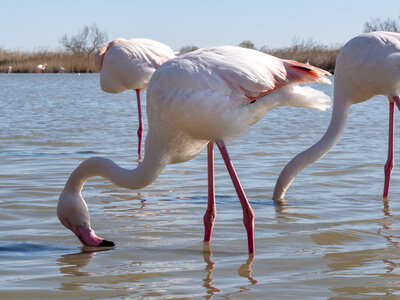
94;38;176;160
58;46;331;253
36;63;47;73
273;31;400;201
8;66;12;73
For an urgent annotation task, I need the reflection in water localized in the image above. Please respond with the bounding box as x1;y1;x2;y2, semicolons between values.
57;248;111;291
202;243;257;299
379;198;400;275
6;74;400;297
325;198;400;297
202;243;221;299
238;255;258;285
379;198;400;247
274;202;291;222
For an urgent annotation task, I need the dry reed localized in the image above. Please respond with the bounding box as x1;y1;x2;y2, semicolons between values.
262;41;341;73
1;43;341;73
0;50;97;73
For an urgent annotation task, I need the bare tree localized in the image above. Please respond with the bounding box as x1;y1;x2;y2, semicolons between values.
60;24;108;56
364;17;400;33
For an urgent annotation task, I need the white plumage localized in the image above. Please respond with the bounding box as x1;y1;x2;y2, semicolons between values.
147;46;331;158
274;31;400;201
95;38;176;93
58;45;331;252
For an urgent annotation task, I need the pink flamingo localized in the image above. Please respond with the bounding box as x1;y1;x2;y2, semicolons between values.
94;38;176;160
58;46;331;253
273;31;400;201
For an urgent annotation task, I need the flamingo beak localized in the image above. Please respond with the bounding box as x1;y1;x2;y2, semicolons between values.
71;224;115;247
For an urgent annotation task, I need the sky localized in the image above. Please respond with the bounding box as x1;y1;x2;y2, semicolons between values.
1;0;400;52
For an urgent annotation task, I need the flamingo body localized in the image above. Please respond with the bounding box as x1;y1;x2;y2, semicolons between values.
273;31;400;201
58;46;331;251
147;46;331;149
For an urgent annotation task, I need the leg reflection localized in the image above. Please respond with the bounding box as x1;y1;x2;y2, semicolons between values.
238;254;258;285
202;243;221;299
379;198;400;274
379;198;400;247
202;242;258;299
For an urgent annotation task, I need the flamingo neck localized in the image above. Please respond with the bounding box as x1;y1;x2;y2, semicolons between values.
64;147;169;194
273;91;351;201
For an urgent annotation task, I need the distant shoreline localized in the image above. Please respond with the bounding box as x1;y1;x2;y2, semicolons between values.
1;45;341;74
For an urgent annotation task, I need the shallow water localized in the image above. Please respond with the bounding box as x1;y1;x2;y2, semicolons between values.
1;73;400;299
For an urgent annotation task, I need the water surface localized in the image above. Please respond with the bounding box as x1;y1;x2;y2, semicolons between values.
1;73;400;299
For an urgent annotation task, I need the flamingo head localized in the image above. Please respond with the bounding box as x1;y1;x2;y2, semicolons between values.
57;190;115;247
94;38;127;72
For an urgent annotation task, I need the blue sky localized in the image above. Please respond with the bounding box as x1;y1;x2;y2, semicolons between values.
1;0;400;51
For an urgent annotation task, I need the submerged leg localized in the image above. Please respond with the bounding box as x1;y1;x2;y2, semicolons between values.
216;140;255;254
383;101;395;198
136;89;144;160
204;142;216;242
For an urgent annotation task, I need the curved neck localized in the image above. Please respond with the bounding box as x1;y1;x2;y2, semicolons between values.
273;91;351;201
64;146;169;194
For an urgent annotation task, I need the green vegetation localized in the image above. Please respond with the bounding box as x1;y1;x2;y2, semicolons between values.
238;40;255;49
178;45;199;55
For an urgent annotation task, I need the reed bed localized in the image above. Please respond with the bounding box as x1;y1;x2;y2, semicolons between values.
1;43;341;73
262;43;340;74
0;50;96;73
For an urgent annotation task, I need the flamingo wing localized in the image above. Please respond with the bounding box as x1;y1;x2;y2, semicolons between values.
157;46;331;104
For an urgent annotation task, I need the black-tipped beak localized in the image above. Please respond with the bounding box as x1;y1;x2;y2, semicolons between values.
99;239;115;247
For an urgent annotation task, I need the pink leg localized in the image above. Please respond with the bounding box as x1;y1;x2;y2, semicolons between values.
136;89;144;159
216;140;255;254
384;96;400;197
394;96;400;111
204;142;216;242
384;101;395;198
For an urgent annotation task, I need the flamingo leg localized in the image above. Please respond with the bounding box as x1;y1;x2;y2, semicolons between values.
136;89;144;160
204;142;216;242
394;96;400;111
384;101;395;198
216;140;255;254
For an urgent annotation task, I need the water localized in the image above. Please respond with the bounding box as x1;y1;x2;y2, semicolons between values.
1;73;400;299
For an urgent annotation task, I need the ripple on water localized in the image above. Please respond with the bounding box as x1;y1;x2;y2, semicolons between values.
1;75;400;298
